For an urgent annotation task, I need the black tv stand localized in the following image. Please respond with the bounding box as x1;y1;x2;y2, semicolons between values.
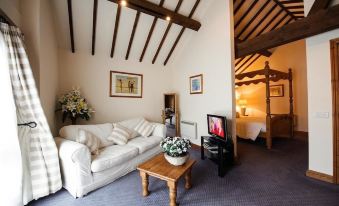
201;135;234;177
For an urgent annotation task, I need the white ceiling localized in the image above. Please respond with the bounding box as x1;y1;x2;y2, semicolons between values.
51;0;211;66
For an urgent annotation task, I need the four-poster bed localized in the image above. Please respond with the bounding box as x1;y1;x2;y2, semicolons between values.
235;61;294;149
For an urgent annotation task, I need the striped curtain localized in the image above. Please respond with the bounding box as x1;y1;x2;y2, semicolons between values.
0;23;61;204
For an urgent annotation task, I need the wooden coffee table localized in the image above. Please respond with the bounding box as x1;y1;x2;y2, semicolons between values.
137;153;196;206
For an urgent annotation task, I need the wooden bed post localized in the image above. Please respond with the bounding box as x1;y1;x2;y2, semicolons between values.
288;68;294;138
265;61;272;149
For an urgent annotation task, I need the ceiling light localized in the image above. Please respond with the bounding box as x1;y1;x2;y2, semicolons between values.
121;0;127;6
166;16;171;21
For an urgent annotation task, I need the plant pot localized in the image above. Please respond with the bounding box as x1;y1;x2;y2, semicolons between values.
164;153;189;166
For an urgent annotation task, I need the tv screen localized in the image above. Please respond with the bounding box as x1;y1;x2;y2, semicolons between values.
207;114;226;140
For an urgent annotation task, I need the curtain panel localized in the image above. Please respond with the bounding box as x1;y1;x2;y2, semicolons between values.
0;23;61;204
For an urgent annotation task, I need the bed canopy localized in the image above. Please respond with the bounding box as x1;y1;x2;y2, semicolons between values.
235;61;294;149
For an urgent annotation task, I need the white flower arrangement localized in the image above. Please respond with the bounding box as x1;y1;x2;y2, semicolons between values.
160;137;191;157
57;88;94;124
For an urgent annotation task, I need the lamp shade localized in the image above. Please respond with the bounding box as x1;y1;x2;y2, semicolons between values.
238;99;247;107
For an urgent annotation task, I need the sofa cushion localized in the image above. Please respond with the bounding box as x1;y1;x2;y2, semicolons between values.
76;129;101;155
107;124;133;145
134;119;155;137
127;136;163;154
91;145;139;173
59;123;114;148
117;117;144;138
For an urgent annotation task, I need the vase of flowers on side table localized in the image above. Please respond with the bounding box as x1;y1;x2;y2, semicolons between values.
57;88;94;125
160;137;191;166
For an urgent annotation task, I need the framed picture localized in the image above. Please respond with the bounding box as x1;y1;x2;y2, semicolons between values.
110;71;143;98
270;84;284;97
190;74;203;94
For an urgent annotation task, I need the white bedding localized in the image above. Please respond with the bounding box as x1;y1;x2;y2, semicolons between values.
236;116;266;141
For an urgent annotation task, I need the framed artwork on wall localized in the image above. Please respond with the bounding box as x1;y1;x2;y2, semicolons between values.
190;74;203;94
269;84;284;97
110;71;143;98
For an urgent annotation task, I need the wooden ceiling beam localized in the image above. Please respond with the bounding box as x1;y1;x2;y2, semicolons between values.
234;0;246;15
108;0;201;31
239;54;262;74
237;0;270;38
308;0;332;16
285;5;304;10
235;0;259;30
235;38;271;57
152;0;183;64
280;0;303;4
243;4;278;40
110;5;121;58
91;0;98;55
236;4;339;58
236;54;256;73
163;0;200;66
272;0;298;20
139;0;165;62
126;11;140;60
67;0;75;53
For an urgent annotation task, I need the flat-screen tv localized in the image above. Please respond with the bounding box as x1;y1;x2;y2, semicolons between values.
207;114;227;140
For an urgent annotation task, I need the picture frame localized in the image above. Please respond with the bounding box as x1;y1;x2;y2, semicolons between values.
269;84;284;97
110;71;143;98
190;74;203;94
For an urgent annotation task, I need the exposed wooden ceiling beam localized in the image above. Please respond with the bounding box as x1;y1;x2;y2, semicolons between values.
110;5;121;58
243;4;278;40
237;0;270;38
285;5;304;10
272;0;298;20
239;54;262;74
236;54;256;73
280;0;303;4
91;0;98;55
139;0;165;62
67;0;75;53
126;11;140;60
163;0;200;65
235;0;259;30
152;0;183;64
236;4;339;58
234;0;246;15
308;0;332;16
235;38;272;57
108;0;201;31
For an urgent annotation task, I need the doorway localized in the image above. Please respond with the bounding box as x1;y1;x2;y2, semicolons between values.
331;38;339;184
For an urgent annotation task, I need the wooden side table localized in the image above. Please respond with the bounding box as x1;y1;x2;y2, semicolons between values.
137;153;196;206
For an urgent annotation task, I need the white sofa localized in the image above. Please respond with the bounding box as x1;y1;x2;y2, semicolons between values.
54;118;166;198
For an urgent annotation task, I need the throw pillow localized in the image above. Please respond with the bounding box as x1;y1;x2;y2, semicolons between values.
134;119;155;137
76;129;101;155
107;124;133;145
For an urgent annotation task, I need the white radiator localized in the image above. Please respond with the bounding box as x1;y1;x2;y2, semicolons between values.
180;120;197;140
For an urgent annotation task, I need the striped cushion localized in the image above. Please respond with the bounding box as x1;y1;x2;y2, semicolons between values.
134;119;155;137
76;129;101;155
107;124;133;145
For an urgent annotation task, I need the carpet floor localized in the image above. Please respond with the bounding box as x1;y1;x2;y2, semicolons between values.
28;138;339;206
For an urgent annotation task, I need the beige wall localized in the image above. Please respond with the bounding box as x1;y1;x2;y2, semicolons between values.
171;0;235;147
57;51;172;128
236;40;308;132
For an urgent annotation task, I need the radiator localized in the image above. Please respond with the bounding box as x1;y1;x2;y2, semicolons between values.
180;120;197;140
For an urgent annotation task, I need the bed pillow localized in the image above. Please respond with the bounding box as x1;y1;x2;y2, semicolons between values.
76;129;100;155
107;124;133;145
134;119;155;137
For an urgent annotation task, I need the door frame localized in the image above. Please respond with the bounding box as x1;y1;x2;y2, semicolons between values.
331;38;339;184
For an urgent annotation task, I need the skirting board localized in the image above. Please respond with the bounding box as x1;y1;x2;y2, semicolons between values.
306;170;334;183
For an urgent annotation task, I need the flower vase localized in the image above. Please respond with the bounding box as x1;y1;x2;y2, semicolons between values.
71;118;77;125
164;153;189;166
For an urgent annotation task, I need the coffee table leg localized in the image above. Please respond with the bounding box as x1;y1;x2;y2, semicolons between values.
185;168;192;189
140;171;149;196
167;181;177;206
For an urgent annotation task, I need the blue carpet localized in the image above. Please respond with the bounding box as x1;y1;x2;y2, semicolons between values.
28;138;339;206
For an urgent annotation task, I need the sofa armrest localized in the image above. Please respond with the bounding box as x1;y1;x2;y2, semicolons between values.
55;137;92;197
152;123;166;138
